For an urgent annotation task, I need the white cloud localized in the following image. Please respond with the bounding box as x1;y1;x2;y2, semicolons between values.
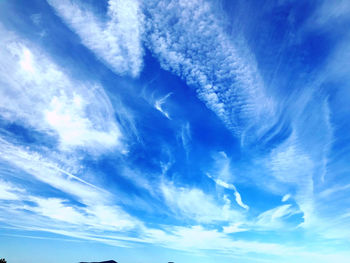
0;26;123;153
211;177;235;190
30;13;42;26
143;225;293;257
269;137;315;227
47;0;144;77
0;41;130;236
1;2;349;260
160;181;242;223
0;137;107;205
258;82;337;233
282;194;291;202
270;139;313;184
207;152;249;210
145;0;276;142
267;95;334;229
0;180;24;200
310;0;350;26
179;122;191;157
0;139;141;234
318;184;350;198
256;204;298;229
154;92;172;119
222;223;248;234
44;91;121;151
233;191;249;210
27;197;87;225
209;151;231;181
208;175;249;210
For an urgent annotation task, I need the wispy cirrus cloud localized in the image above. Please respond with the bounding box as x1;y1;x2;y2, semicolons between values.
0;25;140;239
154;92;172;119
282;194;291;202
0;179;24;200
47;0;144;77
1;0;350;262
206;152;249;210
144;0;276;143
255;204;299;230
309;0;350;27
179;122;191;157
142;225;292;256
208;176;249;210
0;25;123;154
0;137;107;205
0;145;306;260
160;181;243;223
0;139;142;239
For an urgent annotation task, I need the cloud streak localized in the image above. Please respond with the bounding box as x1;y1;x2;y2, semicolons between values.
208;175;249;210
160;181;243;223
48;0;144;77
154;92;172;119
144;0;276;143
0;25;123;153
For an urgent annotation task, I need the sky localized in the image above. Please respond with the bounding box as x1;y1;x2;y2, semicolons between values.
0;0;350;262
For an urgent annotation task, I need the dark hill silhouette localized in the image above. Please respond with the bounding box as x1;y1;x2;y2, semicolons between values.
80;261;117;263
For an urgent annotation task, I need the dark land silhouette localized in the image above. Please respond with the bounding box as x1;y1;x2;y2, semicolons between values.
80;261;174;263
1;259;173;263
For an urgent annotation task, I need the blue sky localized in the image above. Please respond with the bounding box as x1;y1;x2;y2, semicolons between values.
0;0;350;262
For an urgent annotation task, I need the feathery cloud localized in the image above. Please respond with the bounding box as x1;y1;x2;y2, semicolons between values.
0;26;123;153
144;0;276;143
160;181;242;223
154;92;172;119
48;0;144;77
